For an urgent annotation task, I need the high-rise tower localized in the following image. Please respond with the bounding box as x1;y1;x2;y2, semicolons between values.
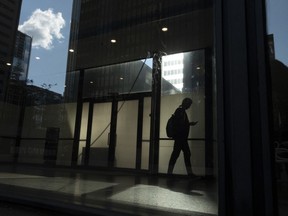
0;0;23;100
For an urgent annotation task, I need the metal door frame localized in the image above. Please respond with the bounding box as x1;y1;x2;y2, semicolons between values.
81;92;152;171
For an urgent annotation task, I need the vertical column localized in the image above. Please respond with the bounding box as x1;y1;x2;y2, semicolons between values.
108;98;118;167
205;48;214;177
221;0;254;214
149;52;162;174
136;97;144;170
246;1;276;215
71;69;84;167
84;101;94;166
217;0;276;215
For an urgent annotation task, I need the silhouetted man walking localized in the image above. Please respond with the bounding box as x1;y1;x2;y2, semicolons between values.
167;98;198;178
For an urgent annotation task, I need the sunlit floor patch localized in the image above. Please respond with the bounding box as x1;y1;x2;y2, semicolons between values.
109;184;217;215
0;176;117;196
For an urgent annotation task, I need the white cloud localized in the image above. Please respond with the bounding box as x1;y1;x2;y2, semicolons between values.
19;8;65;50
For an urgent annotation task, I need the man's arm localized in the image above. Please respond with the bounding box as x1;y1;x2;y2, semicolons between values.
190;121;198;126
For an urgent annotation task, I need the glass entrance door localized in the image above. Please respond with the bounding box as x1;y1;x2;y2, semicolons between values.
114;100;138;169
89;102;112;167
82;95;151;170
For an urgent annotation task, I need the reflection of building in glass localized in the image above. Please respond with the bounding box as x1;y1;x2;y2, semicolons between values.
66;0;213;100
270;59;288;139
5;31;32;106
162;53;184;91
11;31;32;82
67;0;213;71
267;34;275;60
25;85;63;106
25;85;64;129
267;33;288;140
162;51;205;94
0;0;23;101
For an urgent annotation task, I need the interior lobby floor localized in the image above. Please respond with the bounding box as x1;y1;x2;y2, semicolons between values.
0;165;218;216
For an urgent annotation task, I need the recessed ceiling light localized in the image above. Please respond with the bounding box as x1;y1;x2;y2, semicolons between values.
162;27;168;32
6;63;11;66
35;57;40;60
90;81;94;84
196;66;201;70
120;77;124;80
69;49;74;52
111;39;117;43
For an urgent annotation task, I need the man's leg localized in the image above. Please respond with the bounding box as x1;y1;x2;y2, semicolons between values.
167;141;181;174
182;142;194;176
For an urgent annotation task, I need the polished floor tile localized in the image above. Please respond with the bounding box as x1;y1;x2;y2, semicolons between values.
0;167;218;216
109;184;217;214
0;172;45;179
0;176;117;196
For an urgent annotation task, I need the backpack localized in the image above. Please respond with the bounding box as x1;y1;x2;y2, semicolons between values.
166;114;175;138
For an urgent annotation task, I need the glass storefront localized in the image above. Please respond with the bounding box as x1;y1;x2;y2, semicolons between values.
0;0;219;215
1;0;285;215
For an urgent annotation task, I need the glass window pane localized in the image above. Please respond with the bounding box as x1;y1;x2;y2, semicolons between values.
160;48;217;213
162;51;205;94
88;102;111;167
266;1;288;215
83;58;153;99
0;137;15;162
115;100;138;169
0;0;217;215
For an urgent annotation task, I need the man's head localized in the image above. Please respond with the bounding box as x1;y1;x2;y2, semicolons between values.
182;98;193;109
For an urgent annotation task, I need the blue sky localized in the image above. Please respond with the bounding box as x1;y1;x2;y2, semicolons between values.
19;0;73;94
18;1;287;96
266;0;288;67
